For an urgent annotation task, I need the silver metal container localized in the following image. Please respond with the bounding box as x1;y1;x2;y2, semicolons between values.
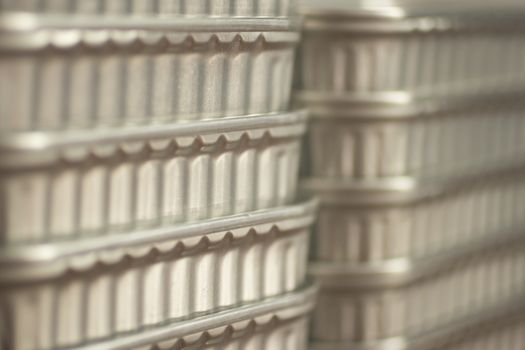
298;91;525;181
304;166;525;265
0;110;306;244
0;200;317;349
311;296;525;350
297;0;525;95
0;17;299;132
0;0;297;17
310;237;525;344
78;284;315;350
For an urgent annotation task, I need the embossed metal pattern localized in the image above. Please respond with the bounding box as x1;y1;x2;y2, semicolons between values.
311;242;525;343
0;0;298;18
297;15;525;95
0;111;307;245
305;106;525;180
0;202;316;349
311;300;525;350
307;170;525;264
0;26;299;131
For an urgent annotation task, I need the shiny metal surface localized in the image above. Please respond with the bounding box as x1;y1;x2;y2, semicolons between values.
311;241;525;343
202;317;309;350
0;0;297;18
303;100;525;180
76;284;315;350
310;230;524;289
0;17;299;131
299;0;525;348
304;167;525;267
299;0;525;21
83;284;317;350
0;111;306;244
311;297;525;350
297;16;525;95
0;201;316;349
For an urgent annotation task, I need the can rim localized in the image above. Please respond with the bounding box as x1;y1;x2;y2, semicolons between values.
295;88;525;120
301;162;525;206
0;199;318;283
0;109;308;169
75;282;318;350
0;15;301;51
309;230;525;289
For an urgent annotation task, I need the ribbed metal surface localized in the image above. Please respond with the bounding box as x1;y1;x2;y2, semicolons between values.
299;32;525;95
310;171;525;263
0;201;316;349
0;31;298;132
0;1;313;349
298;0;525;349
0;0;297;17
0;112;306;244
305;104;525;180
312;243;525;342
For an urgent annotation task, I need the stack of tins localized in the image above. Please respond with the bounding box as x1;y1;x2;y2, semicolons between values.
295;0;525;349
0;1;318;349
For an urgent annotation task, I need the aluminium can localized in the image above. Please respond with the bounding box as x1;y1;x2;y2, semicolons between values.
303;165;525;266
298;91;525;181
297;0;525;95
0;200;317;349
309;237;525;344
0;17;299;132
0;0;297;17
0;110;307;245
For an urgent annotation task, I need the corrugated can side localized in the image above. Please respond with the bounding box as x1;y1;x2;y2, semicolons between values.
0;29;298;132
0;111;306;245
0;0;297;17
0;201;316;349
304;103;525;180
298;28;525;95
311;304;525;350
202;317;309;350
311;242;525;342
310;171;525;263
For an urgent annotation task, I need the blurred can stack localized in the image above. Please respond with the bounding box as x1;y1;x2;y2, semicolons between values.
0;1;318;349
296;0;525;349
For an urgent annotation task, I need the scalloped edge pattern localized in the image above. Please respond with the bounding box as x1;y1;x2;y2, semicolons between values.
0;199;317;281
0;111;308;167
0;115;308;245
0;18;300;52
76;283;316;350
309;173;525;265
0;0;297;19
311;245;525;342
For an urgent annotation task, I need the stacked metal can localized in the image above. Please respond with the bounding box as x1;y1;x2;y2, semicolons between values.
0;1;318;349
296;0;525;349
